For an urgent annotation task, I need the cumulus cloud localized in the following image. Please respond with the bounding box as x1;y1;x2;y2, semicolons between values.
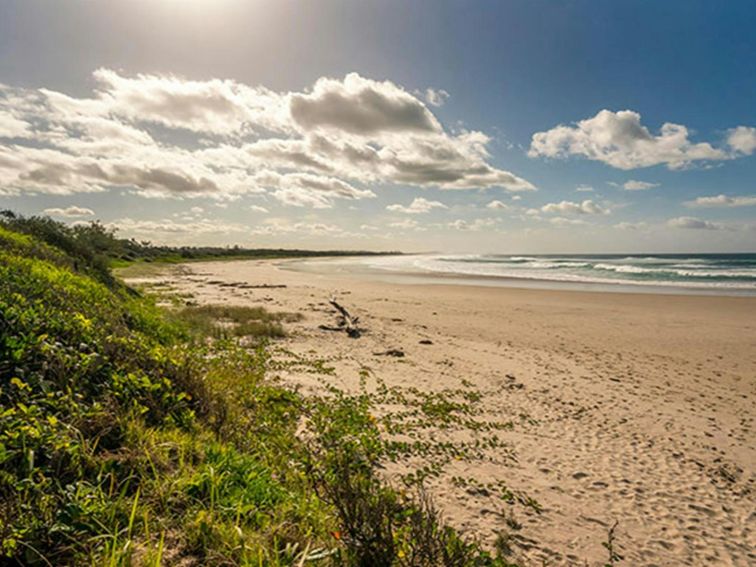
254;217;360;238
89;68;287;135
0;70;532;203
290;73;440;135
541;199;608;215
727;126;756;155
378;131;534;190
623;180;659;191
549;217;587;226
425;88;450;107
0;110;31;138
529;109;742;170
244;138;333;173
614;221;648;230
101;164;221;196
667;216;722;230
388;218;421;230
386;197;447;214
486;200;510;210
448;218;498;231
108;217;248;236
575;185;594;192
685;194;756;208
43;205;94;217
256;171;375;209
249;205;269;213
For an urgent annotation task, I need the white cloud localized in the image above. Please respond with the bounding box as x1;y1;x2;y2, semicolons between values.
575;184;594;192
727;126;756;155
529;109;737;170
290;73;441;135
0;110;31;138
388;218;421;230
243;138;333;173
89;68;288;136
108;217;248;235
258;171;375;209
549;216;587;226
614;221;648;231
43;205;94;217
249;205;269;213
0;70;533;203
541;199;608;215
623;180;659;191
425;88;450;107
485;199;510;210
380;135;534;190
685;194;756;208
667;216;723;230
387;197;447;214
255;217;358;238
448;218;498;231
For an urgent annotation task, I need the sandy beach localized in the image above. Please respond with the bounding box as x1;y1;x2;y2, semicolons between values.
124;259;756;567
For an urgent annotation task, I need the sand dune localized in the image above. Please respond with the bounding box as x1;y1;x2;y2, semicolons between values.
126;259;756;566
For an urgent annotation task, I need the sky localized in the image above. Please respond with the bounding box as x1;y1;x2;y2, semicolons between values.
0;0;754;253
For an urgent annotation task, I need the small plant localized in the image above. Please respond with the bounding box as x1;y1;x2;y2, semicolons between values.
602;520;624;566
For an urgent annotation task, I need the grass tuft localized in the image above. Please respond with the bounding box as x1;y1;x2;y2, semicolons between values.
173;304;303;340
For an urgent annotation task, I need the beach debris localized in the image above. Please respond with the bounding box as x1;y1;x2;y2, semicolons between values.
373;349;405;357
503;374;524;390
319;297;362;338
207;280;287;289
239;283;287;289
419;339;433;345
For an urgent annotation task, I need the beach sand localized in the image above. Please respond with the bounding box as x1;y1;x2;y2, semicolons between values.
124;259;756;566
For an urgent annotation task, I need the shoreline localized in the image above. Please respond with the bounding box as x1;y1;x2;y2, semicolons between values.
280;255;756;297
122;258;756;566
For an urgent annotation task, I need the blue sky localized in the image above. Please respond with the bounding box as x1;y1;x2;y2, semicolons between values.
1;0;754;252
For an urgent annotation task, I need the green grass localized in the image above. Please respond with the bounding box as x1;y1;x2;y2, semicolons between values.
1;215;521;566
173;304;303;340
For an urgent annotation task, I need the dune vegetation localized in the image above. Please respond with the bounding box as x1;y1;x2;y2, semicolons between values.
0;212;519;566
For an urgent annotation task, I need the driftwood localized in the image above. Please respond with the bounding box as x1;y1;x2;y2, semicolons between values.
208;280;287;289
373;349;405;357
238;283;287;289
321;296;361;338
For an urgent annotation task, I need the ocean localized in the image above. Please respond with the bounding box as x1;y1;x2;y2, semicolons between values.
352;253;756;294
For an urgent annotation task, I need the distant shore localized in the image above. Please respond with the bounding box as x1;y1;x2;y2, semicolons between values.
122;258;756;566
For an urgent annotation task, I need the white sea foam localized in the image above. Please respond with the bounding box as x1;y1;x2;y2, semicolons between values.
361;254;756;291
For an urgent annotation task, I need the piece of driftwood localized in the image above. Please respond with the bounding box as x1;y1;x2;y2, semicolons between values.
238;283;287;289
373;349;405;357
327;297;361;338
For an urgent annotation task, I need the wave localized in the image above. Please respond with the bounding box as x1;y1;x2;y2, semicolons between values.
592;263;756;279
365;253;756;290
